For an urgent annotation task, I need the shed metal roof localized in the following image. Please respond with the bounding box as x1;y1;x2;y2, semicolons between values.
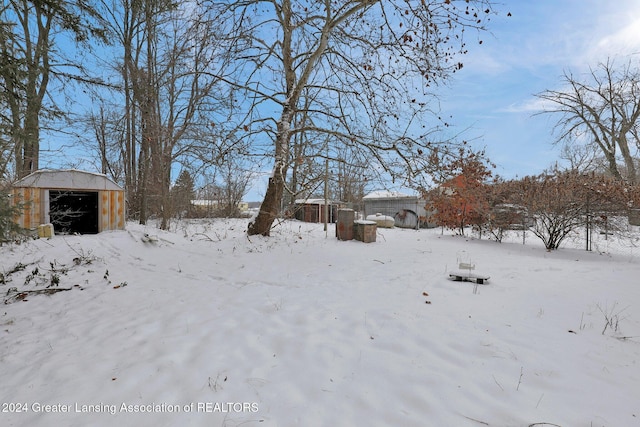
13;169;123;191
363;190;418;200
294;198;341;205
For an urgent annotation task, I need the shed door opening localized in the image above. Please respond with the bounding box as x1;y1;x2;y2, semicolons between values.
49;190;99;234
394;209;418;229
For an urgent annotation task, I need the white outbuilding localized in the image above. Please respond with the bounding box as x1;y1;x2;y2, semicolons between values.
362;190;435;229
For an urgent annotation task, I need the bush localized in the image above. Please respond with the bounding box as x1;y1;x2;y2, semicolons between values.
506;169;631;250
0;185;25;245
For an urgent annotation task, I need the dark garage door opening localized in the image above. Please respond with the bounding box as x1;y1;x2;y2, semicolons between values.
49;190;99;234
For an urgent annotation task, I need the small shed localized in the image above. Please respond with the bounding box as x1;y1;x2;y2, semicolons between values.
293;198;342;223
363;190;435;229
12;169;125;234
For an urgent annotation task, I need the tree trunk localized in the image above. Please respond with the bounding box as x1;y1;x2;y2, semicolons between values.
137;140;149;224
248;109;291;236
248;166;286;236
604;150;624;182
617;133;637;184
247;131;289;236
6;0;51;179
246;1;297;236
159;150;172;230
17;105;41;178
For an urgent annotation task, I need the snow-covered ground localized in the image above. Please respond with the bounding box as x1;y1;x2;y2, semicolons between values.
1;219;639;427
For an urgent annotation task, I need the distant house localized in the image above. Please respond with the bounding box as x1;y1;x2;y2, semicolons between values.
12;169;125;234
362;191;435;229
293;198;342;223
190;199;250;217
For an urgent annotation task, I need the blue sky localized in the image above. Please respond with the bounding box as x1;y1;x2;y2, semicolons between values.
36;1;640;201
436;0;640;180
244;0;640;200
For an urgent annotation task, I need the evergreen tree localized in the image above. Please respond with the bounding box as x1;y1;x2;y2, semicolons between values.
171;170;195;219
0;185;23;244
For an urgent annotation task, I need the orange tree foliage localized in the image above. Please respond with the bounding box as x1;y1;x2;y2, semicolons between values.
424;148;494;235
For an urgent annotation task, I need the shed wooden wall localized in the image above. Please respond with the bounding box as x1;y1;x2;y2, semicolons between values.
12;187;41;230
100;189;125;231
12;187;125;232
294;203;338;223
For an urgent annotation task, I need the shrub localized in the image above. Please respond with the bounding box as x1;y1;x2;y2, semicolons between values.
0;185;25;245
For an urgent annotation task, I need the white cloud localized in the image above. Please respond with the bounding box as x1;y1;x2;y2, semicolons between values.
474;2;640;74
577;2;640;65
498;96;550;114
591;16;640;59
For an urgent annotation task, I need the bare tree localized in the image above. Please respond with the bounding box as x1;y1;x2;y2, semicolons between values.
97;0;145;219
92;0;230;227
211;1;498;236
508;169;630;250
84;105;125;181
332;144;371;206
217;157;252;217
0;4;17;179
537;58;640;184
191;160;251;218
147;7;230;229
558;142;606;174
286;98;326;207
0;0;107;179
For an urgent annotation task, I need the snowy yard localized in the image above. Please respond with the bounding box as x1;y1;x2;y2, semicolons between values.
1;219;639;427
